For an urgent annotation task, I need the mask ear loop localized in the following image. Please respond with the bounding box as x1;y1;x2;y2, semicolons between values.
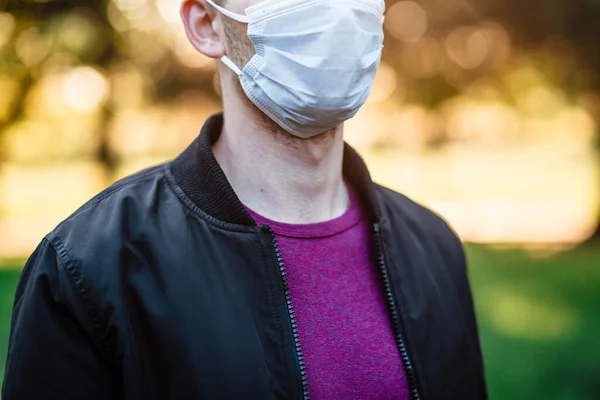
220;55;243;76
204;0;249;75
204;0;251;23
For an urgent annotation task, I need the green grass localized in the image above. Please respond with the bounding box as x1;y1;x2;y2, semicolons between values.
466;244;600;400
1;246;600;399
0;263;21;392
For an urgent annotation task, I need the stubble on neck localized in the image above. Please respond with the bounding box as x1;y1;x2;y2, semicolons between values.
221;16;339;151
214;17;348;223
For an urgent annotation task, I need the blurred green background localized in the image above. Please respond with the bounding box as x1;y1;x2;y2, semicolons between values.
1;0;600;398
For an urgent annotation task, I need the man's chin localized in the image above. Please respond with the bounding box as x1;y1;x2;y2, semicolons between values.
235;86;338;143
264;115;338;144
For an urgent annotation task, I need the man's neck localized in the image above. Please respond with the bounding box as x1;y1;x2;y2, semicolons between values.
212;104;349;225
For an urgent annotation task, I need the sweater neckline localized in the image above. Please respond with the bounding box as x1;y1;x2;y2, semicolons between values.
246;184;364;239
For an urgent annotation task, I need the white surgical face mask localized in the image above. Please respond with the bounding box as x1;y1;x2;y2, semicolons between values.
206;0;385;138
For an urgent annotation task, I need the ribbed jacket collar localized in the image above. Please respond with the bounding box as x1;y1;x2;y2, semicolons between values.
170;113;382;226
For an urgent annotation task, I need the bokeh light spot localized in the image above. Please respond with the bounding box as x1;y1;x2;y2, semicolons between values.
446;27;492;70
385;1;428;43
0;12;16;49
62;67;108;114
15;27;52;67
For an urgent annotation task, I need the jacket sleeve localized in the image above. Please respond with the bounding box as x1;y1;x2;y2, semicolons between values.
442;224;488;395
451;237;484;357
1;238;117;399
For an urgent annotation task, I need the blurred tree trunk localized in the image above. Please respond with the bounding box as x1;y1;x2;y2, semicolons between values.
96;107;117;187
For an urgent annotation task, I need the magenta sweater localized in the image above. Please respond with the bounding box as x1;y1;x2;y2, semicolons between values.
247;188;410;399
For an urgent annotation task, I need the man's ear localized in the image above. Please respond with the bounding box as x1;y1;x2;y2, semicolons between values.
180;0;225;59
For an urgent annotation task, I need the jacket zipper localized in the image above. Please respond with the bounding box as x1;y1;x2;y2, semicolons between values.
264;225;310;400
264;223;419;400
373;223;421;400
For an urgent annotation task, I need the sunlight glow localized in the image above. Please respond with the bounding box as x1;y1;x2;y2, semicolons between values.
157;0;181;24
367;61;398;103
62;67;108;114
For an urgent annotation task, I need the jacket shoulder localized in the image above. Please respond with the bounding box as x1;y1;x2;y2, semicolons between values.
62;164;167;223
375;184;463;260
47;163;175;275
42;163;182;346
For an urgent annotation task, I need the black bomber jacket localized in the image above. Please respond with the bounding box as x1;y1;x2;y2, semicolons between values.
2;113;487;400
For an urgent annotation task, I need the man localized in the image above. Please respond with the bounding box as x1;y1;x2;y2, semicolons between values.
2;0;486;398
